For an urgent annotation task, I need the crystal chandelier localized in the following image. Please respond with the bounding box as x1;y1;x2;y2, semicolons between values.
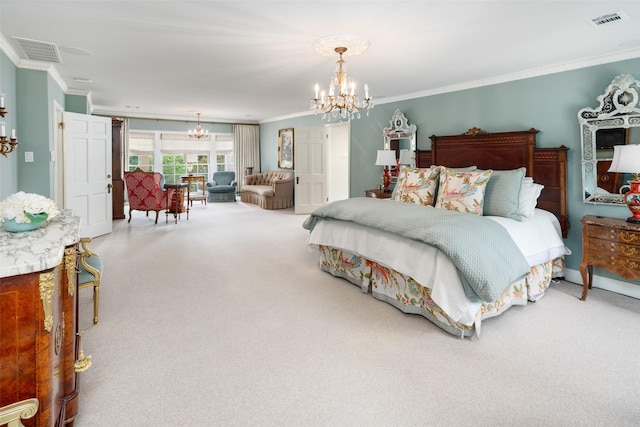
188;112;209;139
310;47;373;120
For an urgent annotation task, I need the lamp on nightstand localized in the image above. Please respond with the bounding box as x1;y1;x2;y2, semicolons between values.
375;150;396;192
608;143;640;223
398;149;413;166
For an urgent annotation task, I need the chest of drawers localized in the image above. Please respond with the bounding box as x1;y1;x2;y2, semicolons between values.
364;189;392;199
580;215;640;300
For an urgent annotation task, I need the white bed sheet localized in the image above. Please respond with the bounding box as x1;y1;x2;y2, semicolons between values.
306;208;570;326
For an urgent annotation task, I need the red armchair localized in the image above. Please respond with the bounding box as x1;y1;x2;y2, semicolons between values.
123;168;175;224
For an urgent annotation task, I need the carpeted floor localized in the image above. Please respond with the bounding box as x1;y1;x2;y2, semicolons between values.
75;200;640;426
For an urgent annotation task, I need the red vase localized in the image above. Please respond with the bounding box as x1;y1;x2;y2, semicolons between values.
382;167;391;192
622;180;640;223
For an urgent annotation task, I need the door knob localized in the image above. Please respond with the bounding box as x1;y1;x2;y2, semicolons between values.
107;183;112;194
107;174;112;178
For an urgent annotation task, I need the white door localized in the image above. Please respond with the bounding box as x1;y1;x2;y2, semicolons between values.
63;112;112;237
294;127;327;214
326;122;350;202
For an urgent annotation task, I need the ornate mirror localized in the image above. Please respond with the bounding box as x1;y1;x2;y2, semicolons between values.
579;74;640;205
383;110;417;175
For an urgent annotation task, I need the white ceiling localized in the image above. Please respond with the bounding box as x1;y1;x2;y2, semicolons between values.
1;1;640;124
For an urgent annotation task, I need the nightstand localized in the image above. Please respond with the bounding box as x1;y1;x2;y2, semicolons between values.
580;215;640;300
365;189;392;199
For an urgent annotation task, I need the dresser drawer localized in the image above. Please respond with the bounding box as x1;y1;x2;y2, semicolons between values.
586;251;640;278
587;237;640;257
587;224;640;245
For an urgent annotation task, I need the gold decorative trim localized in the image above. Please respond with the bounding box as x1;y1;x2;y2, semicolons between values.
74;332;92;373
65;247;76;296
39;272;55;333
464;127;487;136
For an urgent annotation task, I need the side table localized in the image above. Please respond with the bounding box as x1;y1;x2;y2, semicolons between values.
580;215;640;300
181;175;207;206
365;188;392;199
164;183;190;224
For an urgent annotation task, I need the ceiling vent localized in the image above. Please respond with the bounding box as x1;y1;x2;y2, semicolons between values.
588;10;629;29
11;36;63;63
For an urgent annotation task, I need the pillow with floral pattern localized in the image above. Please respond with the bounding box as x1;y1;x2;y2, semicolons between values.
393;166;441;206
434;168;493;215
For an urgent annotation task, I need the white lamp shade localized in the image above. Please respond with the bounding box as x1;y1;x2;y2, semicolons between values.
398;149;412;165
608;144;640;173
375;150;397;166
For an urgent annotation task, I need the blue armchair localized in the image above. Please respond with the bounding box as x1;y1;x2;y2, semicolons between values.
206;171;237;202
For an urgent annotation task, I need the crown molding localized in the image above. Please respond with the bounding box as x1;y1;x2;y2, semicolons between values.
91;108;259;125
374;48;640;107
0;33;20;65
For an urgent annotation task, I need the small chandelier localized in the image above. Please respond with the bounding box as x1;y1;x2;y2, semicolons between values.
188;112;209;139
310;46;373;120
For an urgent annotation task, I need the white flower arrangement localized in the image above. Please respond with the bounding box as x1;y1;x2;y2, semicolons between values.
0;191;60;224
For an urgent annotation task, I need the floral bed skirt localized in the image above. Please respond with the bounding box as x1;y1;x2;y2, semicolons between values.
317;245;565;339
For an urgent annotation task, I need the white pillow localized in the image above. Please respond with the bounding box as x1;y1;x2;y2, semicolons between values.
518;178;544;218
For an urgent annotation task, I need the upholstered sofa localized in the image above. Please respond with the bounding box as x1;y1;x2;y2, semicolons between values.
206;171;237;202
240;170;294;209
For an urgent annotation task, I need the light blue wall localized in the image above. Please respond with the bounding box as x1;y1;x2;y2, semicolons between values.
128;117;233;134
259;57;640;284
65;94;89;114
16;69;50;196
14;68;65;197
0;51;18;199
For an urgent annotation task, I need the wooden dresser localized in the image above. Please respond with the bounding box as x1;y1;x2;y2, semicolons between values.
365;189;392;199
0;212;87;426
580;215;640;300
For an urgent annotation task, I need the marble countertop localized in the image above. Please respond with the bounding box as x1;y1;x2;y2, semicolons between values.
0;210;81;278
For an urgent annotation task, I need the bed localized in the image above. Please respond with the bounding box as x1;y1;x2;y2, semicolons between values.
303;128;571;338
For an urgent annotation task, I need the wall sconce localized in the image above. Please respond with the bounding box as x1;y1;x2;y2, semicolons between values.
0;91;19;157
0;91;6;117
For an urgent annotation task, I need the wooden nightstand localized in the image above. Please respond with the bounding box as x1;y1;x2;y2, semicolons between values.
580;215;640;300
365;189;392;199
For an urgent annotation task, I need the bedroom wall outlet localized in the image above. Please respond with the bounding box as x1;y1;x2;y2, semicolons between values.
25;151;34;162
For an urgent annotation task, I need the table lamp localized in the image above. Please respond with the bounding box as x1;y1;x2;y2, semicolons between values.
608;143;640;223
375;150;397;192
398;149;413;166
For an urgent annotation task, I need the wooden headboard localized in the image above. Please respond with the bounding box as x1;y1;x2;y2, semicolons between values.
416;127;569;238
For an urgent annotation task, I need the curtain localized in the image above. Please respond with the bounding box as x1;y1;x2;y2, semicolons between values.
234;124;260;187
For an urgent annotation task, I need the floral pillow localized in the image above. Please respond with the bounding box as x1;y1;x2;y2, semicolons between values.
392;166;441;206
434;168;493;215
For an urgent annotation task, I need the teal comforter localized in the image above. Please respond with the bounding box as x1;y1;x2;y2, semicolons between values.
302;197;530;302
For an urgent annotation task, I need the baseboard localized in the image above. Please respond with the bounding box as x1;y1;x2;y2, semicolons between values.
564;268;640;300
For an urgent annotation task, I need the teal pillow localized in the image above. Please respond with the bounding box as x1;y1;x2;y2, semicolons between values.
482;167;526;220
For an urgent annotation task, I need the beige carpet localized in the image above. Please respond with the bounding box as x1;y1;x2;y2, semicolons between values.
75;201;640;426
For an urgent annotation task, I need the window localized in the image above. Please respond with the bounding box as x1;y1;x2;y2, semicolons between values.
128;132;154;172
161;154;209;186
126;130;233;185
215;135;234;171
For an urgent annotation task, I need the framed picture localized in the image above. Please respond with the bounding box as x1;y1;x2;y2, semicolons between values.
278;128;294;169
